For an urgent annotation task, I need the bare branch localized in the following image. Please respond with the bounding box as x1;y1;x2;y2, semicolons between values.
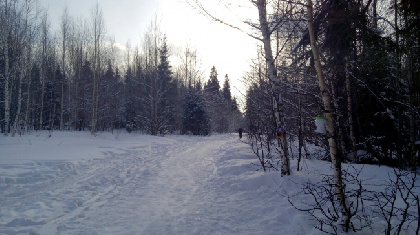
186;0;263;42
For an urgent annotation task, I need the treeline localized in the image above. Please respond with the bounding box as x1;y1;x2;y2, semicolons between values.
244;0;419;169
188;0;418;232
0;0;242;136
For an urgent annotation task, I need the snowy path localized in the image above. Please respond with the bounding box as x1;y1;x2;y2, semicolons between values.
1;133;294;235
3;132;412;234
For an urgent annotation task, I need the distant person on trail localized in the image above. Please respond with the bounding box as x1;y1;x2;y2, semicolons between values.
238;127;243;139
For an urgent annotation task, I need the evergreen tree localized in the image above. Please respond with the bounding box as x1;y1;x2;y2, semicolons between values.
158;35;172;84
222;74;232;102
156;35;176;134
77;61;93;131
124;66;136;132
205;66;220;95
114;67;125;129
183;88;210;135
100;61;119;131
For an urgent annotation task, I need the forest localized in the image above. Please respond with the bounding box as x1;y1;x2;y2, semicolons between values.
227;0;419;232
235;0;419;172
1;0;419;166
1;0;419;233
0;0;242;137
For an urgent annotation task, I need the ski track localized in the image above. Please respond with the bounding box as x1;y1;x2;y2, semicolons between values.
1;134;283;235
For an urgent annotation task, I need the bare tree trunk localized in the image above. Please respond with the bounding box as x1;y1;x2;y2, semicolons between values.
15;0;32;136
92;36;98;134
256;0;290;175
74;30;84;131
3;0;10;135
372;0;378;29
185;48;189;86
40;68;45;130
50;79;56;131
60;7;69;131
408;49;417;171
306;0;349;227
394;0;403;167
297;89;303;171
4;49;10;135
13;58;23;136
153;28;158;135
24;1;34;132
303;137;311;159
24;68;31;132
40;13;49;131
91;3;104;134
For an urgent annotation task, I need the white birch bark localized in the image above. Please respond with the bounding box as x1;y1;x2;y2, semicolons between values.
24;66;31;132
24;24;33;133
24;0;38;133
12;58;23;136
13;0;31;136
39;13;49;130
256;0;290;175
60;7;70;131
153;26;159;136
90;3;104;134
306;0;348;224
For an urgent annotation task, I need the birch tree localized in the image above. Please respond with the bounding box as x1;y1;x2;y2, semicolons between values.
69;18;88;131
256;0;290;175
90;3;105;134
306;0;349;229
11;0;31;135
39;11;50;131
59;6;70;130
174;45;204;131
1;0;11;135
140;22;160;135
22;0;38;133
189;0;291;175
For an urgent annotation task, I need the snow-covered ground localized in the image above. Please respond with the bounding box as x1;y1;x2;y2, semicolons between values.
0;131;418;234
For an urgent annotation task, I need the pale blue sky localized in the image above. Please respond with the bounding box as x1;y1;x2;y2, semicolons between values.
40;0;161;44
39;0;258;99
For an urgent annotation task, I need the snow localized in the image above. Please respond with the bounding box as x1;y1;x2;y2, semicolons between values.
0;131;418;234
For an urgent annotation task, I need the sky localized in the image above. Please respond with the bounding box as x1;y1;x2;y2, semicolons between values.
38;0;259;101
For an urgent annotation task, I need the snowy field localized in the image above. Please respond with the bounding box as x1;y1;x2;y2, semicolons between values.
0;131;418;235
